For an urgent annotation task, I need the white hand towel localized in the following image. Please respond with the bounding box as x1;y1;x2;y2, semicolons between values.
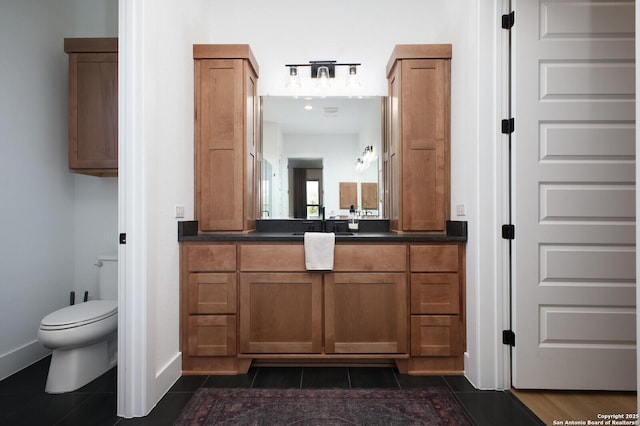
304;232;335;271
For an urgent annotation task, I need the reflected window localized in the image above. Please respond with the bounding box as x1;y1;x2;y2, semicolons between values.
306;180;320;218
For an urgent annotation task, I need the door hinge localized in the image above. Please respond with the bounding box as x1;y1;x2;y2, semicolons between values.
119;233;127;244
503;330;516;346
502;117;515;134
502;224;515;240
502;11;515;30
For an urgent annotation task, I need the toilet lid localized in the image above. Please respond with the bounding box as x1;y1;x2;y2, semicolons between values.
41;300;117;330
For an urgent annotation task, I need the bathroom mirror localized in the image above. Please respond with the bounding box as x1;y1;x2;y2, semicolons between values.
261;96;384;219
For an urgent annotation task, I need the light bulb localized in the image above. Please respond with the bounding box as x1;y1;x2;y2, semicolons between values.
316;66;331;88
346;65;361;89
286;66;301;89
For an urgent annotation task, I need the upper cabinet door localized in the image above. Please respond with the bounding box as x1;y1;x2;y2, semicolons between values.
65;38;118;176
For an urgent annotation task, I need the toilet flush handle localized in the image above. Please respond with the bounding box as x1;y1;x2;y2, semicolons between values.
94;261;103;267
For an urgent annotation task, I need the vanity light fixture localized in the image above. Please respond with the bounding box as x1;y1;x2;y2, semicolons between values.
285;60;361;89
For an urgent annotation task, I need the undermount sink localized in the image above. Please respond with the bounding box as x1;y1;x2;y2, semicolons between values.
292;231;354;236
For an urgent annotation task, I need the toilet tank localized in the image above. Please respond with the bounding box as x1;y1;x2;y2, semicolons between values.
98;255;118;300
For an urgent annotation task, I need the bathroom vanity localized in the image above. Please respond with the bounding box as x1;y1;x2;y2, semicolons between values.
180;43;465;375
179;226;466;375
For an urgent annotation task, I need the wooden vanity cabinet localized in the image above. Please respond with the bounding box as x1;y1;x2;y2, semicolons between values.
386;45;451;232
64;38;118;176
407;244;465;373
180;244;248;374
194;45;259;232
180;240;465;375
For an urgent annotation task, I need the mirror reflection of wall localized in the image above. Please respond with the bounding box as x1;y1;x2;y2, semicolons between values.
262;96;383;219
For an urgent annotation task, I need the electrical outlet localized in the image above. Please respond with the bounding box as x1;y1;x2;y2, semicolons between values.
456;204;466;216
175;205;185;219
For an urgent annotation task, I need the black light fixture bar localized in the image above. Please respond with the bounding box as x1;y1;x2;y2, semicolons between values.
285;61;361;78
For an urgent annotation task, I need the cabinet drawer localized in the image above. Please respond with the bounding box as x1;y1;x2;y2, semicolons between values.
187;315;236;356
333;245;406;272
240;244;305;271
410;245;459;272
188;273;237;314
187;244;237;271
410;315;462;357
411;273;459;314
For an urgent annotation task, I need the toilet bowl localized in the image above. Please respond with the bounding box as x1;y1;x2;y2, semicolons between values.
38;255;118;394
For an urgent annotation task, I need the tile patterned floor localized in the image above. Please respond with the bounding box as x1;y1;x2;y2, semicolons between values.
0;357;544;425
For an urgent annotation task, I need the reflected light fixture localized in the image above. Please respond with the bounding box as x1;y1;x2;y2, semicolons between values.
355;145;378;171
285;60;361;89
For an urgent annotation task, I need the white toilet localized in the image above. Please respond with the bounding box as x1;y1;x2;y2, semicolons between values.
37;255;118;394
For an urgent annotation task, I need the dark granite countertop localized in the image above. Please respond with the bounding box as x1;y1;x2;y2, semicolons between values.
178;220;467;243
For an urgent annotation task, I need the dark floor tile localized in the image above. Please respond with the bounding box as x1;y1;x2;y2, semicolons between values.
117;392;194;426
396;373;448;389
203;368;257;388
56;392;119;426
444;375;480;392
251;367;302;388
0;356;50;395
168;375;207;392
73;366;117;393
455;391;545;426
302;367;350;388
0;392;91;426
348;367;399;389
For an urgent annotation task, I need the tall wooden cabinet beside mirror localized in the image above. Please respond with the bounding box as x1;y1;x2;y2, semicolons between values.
386;45;451;232
65;38;118;176
193;45;260;232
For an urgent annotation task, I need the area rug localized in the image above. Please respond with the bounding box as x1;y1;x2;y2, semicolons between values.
174;388;472;425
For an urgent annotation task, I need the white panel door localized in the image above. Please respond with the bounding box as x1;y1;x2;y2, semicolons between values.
512;0;636;390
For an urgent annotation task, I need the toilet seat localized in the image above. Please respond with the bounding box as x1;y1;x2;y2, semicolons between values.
40;300;117;331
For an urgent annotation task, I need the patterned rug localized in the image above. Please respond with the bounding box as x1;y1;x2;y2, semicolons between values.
174;388;472;425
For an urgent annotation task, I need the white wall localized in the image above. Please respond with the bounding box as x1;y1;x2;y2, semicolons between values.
122;0;499;416
0;0;118;380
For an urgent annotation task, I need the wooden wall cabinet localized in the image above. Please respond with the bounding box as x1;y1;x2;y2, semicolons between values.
194;45;260;232
64;38;118;176
386;45;452;232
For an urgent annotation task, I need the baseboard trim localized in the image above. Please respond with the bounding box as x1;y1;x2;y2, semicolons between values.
154;352;182;403
0;340;50;381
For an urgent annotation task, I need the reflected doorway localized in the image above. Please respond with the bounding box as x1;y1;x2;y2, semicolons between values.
289;158;323;219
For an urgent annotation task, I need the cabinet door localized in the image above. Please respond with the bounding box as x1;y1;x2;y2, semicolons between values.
325;273;407;354
68;52;118;172
239;273;322;353
196;59;244;231
401;59;450;232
